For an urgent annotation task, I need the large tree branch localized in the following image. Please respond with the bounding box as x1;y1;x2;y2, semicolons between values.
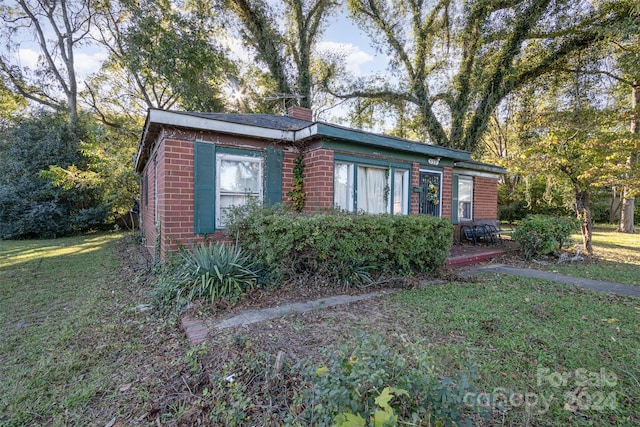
551;66;635;87
326;86;417;104
18;0;70;96
227;0;291;96
350;0;416;81
463;0;553;151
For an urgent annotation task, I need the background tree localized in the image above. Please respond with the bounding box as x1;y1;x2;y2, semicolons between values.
519;60;636;254
326;0;637;152
88;0;236;121
0;0;95;122
224;0;339;113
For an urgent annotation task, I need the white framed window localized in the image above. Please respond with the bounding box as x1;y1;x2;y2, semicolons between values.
216;154;263;227
334;161;409;215
357;165;387;214
392;169;409;215
334;162;354;211
458;176;473;221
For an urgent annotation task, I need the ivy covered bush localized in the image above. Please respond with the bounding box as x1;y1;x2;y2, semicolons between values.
205;335;485;426
294;335;485;426
511;214;578;260
225;203;454;286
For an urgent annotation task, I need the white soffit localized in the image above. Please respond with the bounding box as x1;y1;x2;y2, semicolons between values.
149;109;298;141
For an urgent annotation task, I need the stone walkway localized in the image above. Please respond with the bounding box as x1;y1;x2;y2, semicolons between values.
181;265;638;346
214;290;398;330
460;264;640;298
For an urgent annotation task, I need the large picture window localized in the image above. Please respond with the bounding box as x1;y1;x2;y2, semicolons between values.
216;154;263;227
458;176;473;221
334;161;409;215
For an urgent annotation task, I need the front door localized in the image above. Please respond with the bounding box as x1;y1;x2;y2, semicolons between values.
419;171;441;216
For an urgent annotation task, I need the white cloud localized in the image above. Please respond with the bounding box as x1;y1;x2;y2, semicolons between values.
74;50;108;78
317;41;374;76
15;46;108;79
16;48;39;68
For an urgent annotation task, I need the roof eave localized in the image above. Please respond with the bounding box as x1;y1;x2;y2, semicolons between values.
454;161;507;175
135;108;299;172
304;123;473;162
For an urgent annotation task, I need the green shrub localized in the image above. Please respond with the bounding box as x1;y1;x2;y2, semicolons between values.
511;214;578;260
151;241;260;311
178;241;259;305
225;204;454;286
291;335;485;426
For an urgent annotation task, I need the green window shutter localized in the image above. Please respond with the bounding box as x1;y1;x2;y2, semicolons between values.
194;142;216;233
265;148;283;205
451;174;459;224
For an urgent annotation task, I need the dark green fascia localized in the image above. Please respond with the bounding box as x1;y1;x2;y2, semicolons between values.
333;152;411;170
313;123;472;162
324;140;457;167
454;161;507;175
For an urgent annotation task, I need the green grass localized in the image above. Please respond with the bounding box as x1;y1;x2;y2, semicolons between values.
0;233;204;426
543;225;640;286
2;230;638;426
388;277;640;425
0;233;130;425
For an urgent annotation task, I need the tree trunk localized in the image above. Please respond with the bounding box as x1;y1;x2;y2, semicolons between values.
618;82;638;233
609;187;622;223
619;188;636;233
576;190;593;255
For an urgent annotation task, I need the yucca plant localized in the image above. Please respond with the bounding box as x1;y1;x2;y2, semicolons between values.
178;241;259;305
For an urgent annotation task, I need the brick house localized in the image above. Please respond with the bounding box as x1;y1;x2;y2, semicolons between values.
135;107;506;257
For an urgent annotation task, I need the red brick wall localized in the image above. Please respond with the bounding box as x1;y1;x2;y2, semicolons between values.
140;150;158;256
159;139;197;255
140;134;295;258
441;167;453;220
282;150;297;205
410;163;420;214
303;147;334;211
473;176;499;221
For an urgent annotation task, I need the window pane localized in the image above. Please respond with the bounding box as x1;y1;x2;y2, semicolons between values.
459;178;472;202
216;155;263;228
393;170;408;215
334;162;353;211
219;159;260;192
219;194;249;225
458;177;473;220
357;166;386;214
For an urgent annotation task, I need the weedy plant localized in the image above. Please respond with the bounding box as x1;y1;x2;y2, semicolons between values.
291;335;486;426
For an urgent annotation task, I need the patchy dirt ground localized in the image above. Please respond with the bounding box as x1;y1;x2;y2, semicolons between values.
81;237;214;426
104;238;513;425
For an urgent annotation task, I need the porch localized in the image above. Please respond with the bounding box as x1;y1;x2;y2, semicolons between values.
445;240;518;268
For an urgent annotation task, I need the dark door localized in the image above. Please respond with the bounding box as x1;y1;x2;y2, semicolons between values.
419;171;441;216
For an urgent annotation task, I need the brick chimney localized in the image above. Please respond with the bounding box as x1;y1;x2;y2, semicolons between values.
287;105;313;121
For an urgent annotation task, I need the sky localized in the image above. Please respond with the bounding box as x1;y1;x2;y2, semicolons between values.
8;2;391;125
13;5;385;79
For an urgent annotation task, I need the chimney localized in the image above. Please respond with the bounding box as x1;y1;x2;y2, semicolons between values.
287;105;313;121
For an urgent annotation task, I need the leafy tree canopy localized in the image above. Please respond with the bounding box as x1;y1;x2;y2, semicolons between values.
323;0;639;152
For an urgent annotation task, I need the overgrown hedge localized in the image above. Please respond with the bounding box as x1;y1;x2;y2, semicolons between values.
225;204;453;285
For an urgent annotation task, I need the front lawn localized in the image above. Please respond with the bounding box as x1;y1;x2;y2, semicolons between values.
0;233;207;426
1;231;638;426
540;225;640;286
206;276;639;426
